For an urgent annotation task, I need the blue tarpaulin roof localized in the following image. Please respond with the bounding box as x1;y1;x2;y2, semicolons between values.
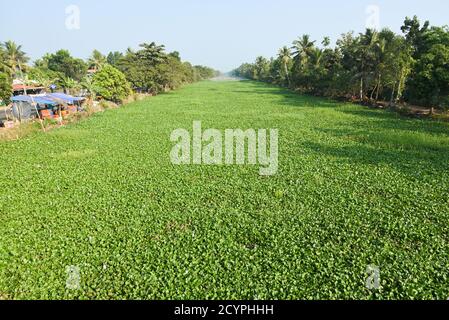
11;95;58;105
11;93;85;105
47;93;85;104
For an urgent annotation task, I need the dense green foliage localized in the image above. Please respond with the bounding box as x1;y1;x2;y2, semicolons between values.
106;51;124;67
402;17;449;109
41;50;88;82
0;73;12;105
234;16;449;110
27;67;61;87
194;65;219;80
0;46;12;105
1;41;29;79
116;42;217;94
88;50;106;72
0;42;24;104
92;64;132;102
1;80;448;299
0;40;217;103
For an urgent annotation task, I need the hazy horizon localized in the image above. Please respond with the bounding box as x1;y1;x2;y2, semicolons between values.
1;0;448;71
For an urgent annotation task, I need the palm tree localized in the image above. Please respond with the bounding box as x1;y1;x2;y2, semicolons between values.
322;37;331;48
371;38;387;101
0;46;10;74
354;29;379;101
292;35;316;65
88;50;106;72
309;48;323;68
254;56;269;81
278;46;292;86
2;40;29;79
125;47;134;56
34;53;52;70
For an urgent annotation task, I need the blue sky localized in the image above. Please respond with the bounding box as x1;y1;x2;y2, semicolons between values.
1;0;448;71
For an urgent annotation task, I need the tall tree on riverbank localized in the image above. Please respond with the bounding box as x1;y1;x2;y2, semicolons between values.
2;41;29;79
234;16;449;110
278;46;292;86
46;50;87;81
291;35;316;89
0;46;10;74
402;16;449;110
88;50;106;72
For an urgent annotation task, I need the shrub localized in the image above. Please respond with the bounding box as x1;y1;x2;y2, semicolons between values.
92;64;132;103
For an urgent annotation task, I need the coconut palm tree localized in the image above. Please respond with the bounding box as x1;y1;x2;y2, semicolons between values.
371;38;387;101
309;48;323;68
2;40;29;79
88;50;106;72
125;47;134;56
322;37;331;48
292;35;316;65
0;46;10;74
351;29;379;101
254;56;270;81
34;53;52;70
278;46;292;86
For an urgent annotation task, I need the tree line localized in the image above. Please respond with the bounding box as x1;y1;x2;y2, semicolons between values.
0;41;219;105
233;16;449;111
